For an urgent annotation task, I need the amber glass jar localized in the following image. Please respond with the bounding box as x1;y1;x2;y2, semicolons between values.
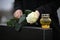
40;14;51;29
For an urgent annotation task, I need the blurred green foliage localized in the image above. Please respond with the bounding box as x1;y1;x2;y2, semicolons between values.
7;10;32;31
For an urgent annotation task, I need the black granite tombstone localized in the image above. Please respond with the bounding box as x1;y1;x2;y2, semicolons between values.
0;26;52;40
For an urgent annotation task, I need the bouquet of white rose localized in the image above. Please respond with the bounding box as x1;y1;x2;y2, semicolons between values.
7;10;39;31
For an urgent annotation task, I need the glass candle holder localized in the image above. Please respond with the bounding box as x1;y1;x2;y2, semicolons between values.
40;14;51;29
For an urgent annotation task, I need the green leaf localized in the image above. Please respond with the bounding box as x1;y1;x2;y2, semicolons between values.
24;10;32;16
7;18;19;27
15;23;21;31
18;14;26;24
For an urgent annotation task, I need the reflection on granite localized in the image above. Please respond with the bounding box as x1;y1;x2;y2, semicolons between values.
0;23;7;26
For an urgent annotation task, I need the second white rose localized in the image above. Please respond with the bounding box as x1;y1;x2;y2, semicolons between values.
26;11;40;24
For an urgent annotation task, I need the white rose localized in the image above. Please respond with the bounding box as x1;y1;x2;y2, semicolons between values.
26;11;40;24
